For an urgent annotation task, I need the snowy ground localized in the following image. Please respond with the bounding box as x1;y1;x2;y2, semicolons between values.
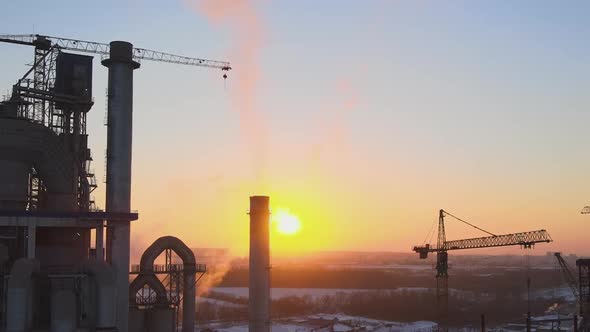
210;287;372;299
197;313;436;332
529;286;576;302
208;287;469;300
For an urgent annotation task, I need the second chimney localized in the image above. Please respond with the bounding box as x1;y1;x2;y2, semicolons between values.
249;196;271;332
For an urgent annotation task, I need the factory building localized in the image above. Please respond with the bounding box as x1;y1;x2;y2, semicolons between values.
0;35;229;332
0;38;130;330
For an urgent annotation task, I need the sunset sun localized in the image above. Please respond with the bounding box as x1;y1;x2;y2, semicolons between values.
273;209;301;235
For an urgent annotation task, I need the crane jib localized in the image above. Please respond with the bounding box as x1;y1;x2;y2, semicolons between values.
414;229;552;255
0;34;231;71
442;229;552;251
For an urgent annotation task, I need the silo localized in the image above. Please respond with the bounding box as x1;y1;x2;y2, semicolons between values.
101;41;140;332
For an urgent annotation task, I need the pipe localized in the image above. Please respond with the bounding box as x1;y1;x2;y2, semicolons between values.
137;236;196;332
249;196;271;332
183;264;196;332
128;274;168;306
96;222;104;261
101;41;139;332
27;225;36;259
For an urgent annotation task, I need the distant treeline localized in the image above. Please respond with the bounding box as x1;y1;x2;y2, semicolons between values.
197;289;560;327
219;267;563;293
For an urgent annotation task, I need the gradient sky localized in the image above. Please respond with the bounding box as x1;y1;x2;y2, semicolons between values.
1;1;589;259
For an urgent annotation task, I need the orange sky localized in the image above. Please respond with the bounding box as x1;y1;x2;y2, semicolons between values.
123;0;590;259
2;1;589;260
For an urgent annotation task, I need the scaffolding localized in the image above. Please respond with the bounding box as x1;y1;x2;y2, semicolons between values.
5;39;98;212
130;250;207;332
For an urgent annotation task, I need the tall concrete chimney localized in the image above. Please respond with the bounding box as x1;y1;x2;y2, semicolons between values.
102;41;139;332
249;196;271;332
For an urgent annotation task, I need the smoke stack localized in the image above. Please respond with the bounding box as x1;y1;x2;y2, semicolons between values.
101;41;140;332
249;196;271;332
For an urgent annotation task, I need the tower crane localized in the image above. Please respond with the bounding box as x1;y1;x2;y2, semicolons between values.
554;252;580;302
413;209;552;329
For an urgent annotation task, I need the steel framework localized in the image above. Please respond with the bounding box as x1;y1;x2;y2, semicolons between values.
130;253;207;332
442;230;552;251
578;259;590;331
1;39;96;212
1;33;232;212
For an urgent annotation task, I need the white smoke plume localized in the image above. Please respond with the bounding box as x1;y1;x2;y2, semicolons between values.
196;256;232;297
185;0;268;182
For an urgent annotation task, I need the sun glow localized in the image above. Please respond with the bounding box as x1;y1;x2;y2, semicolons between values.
273;208;301;235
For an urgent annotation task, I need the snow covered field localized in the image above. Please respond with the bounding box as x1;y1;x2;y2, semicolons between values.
209;287;370;299
208;287;471;300
529;286;575;302
198;313;437;332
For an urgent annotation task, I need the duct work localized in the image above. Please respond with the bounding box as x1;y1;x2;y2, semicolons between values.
129;236;199;332
249;196;271;332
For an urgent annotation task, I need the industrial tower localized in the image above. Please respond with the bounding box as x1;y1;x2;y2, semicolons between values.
555;253;580;303
578;259;590;331
413;209;552;330
0;34;229;332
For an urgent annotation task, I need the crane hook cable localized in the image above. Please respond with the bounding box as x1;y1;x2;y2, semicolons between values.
442;210;497;237
422;216;437;245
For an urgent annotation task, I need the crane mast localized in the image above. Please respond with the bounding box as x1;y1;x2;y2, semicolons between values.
554;252;580;301
413;210;552;330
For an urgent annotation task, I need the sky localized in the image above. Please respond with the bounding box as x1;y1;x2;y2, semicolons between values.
1;1;589;259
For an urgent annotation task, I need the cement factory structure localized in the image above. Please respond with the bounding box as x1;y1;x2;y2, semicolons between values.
0;34;233;332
